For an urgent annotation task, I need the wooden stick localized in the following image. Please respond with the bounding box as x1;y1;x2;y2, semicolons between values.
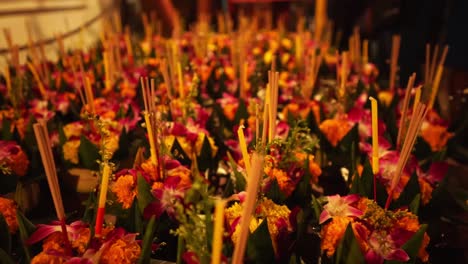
232;152;264;264
160;58;173;99
27;62;47;99
211;199;226;264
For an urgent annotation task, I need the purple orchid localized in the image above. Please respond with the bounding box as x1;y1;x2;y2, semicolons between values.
319;194;363;224
27;220;88;245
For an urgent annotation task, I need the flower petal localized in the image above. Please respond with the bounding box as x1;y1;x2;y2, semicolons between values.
26;224;62;245
342;194;360;204
319;210;331;224
365;250;384;264
386;248;409;262
345;206;363;218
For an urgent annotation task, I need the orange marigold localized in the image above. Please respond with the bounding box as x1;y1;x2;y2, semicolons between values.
0;197;18;233
72;228;91;254
421;123;453;152
31;252;66;264
111;175;137;209
319;119;352;147
266;168;295;196
100;237;141;264
321;216;352;256
418;178;433;205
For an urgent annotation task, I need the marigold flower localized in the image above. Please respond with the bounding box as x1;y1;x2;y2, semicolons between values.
31;252;66;264
321;216;351;256
257;198;291;254
421;122;453;152
418;178;433;205
266;168;295;196
319;118;352;147
0;197;18;233
63;140;80;164
100;236;141;264
111;175;137;209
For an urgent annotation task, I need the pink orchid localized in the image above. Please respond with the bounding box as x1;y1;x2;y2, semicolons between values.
365;230;409;264
319;194;363;224
144;176;185;219
27;220;88;245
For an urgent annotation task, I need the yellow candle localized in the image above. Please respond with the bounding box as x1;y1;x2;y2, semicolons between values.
103;52;111;92
369;97;379;174
413;86;422;113
144;113;158;165
97;163;111;208
84;77;95;114
428;65;443;109
177;62;184;98
237;124;251;177
211;199;226;264
295;34;302;66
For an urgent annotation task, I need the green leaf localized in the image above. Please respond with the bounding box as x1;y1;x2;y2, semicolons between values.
246;219;275;263
137;173;154;215
334;224;365;264
1;120;12;140
0;248;15;264
386;224;427;264
311;195;322;223
138;215;157;264
78;135;100;170
0;214;11;254
265;179;286;204
197;135;213;172
82;191;96;225
350;159;374;198
393;172;420;210
112;128;129;160
227;152;246;191
16;211;36;263
58;124;67;146
171;138;191;167
409;194;421;215
233;99;248;125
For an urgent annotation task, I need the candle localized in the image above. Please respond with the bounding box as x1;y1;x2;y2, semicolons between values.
237;124;251;177
177;62;184;98
144;113;158;165
369;97;379;174
95;162;111;237
363;39;369;64
211;199;226;264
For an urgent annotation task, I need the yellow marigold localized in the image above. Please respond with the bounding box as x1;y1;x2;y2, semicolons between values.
225;202;243;226
195;134;218;158
281;38;292;49
266;168;295;196
319;119;351;147
151;181;164;191
281;53;290;65
31;252;66;264
225;66;235;80
264;50;274;65
63;140;80;164
105;133;120;156
421;123;454;152
100;237;141;264
378;91;393;107
418;178;433;205
0;197;18;233
120;81;136;98
112;175;137;209
63;123;83;139
257;198;291;255
231;217;262;244
321;216;352;256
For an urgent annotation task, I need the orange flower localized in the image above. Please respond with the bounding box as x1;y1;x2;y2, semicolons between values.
319;118;352;147
421;122;453;152
266;168;295;196
321;216;352;256
167;166;192;190
72;227;90;254
418;178;433;205
223;103;238;121
0;197;18;233
294;152;322;183
141;160;159;181
111;175;137;209
31;252;66;264
395;215;430;262
100;236;141;264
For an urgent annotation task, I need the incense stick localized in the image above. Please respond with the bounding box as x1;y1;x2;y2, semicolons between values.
389;35;401;90
232;152;265;264
396;73;415;150
33;122;71;252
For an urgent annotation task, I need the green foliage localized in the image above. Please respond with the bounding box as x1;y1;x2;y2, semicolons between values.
333;224;365;264
78;135;100;170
